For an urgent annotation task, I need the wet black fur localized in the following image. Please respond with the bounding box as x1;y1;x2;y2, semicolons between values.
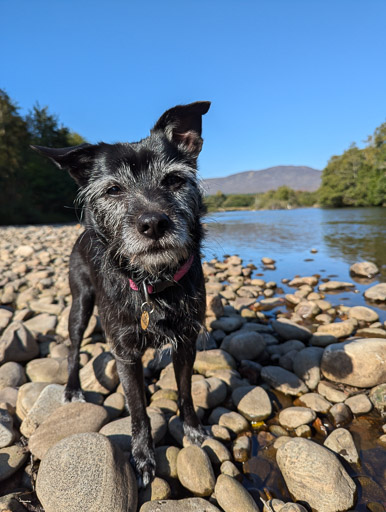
32;101;211;487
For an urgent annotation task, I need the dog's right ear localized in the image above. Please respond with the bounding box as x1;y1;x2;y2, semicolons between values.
152;101;211;158
30;143;96;186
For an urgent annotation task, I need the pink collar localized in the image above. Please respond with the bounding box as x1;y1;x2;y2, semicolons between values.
128;255;194;294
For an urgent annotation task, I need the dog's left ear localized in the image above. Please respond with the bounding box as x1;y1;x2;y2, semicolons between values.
152;101;211;157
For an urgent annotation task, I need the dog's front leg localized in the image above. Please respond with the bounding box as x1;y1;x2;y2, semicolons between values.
115;357;155;488
173;342;207;445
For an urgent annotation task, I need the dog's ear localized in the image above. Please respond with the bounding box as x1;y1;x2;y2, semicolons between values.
152;101;211;157
30;143;96;186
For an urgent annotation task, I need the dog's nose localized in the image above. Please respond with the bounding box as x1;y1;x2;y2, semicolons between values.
136;212;171;240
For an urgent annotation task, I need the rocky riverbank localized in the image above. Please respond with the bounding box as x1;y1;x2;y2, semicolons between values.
0;224;385;512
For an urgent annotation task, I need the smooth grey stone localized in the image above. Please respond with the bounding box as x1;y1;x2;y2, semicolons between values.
324;428;359;464
36;432;137;512
277;438;356;512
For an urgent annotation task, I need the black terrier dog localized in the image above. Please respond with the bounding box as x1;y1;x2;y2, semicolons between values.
32;101;210;486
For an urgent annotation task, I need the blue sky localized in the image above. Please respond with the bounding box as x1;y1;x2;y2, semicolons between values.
2;0;385;178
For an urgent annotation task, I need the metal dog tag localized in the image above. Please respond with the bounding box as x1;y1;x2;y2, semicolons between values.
141;310;150;330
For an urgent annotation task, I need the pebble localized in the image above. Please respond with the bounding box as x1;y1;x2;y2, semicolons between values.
271;319;312;342
343;393;372;415
202;437;231;465
139;476;171;503
211;316;244;333
0;362;26;390
292;347;324;390
20;383;65;437
0;308;13;331
231;385;272;421
29;402;109;459
215;474;259;512
232;434;251;462
206;424;231;442
220;460;241;479
296;393;332;413
0;386;18;409
356;327;386;338
289;276;318;287
329;403;353;427
319;280;355;291
364;283;386;302
310;333;337;347
369;383;386;416
348;305;379;323
205;369;247;390
24;313;57;334
155;445;180;480
193;349;236;375
36;432;137;512
16;382;49;420
100;409;167;452
191;377;227;409
0;444;29;482
176;445;215;496
317;320;356;338
350;261;379;278
221;331;266;361
295;424;311;438
218;411;250;435
324;428;359;464
321;338;386;387
103;391;126;420
317;381;349;403
25;357;68;384
278;407;316;429
0;409;15;448
0;321;39;363
139;498;221;512
277;438;356;512
274;436;293;450
261;366;308;396
79;352;119;394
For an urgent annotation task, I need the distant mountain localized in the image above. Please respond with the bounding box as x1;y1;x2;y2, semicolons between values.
202;166;322;195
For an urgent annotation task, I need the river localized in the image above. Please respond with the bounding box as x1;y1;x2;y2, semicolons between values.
204;207;386;321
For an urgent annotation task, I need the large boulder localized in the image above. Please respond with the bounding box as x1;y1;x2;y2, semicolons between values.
276;438;356;512
36;432;137;512
321;338;386;387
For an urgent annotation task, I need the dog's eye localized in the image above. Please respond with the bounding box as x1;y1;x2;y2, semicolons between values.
106;185;122;196
163;175;186;190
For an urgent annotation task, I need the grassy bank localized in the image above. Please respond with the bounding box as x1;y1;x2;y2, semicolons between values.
204;186;319;212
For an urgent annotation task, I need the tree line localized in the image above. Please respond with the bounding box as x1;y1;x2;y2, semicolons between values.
0;89;85;225
0;89;385;224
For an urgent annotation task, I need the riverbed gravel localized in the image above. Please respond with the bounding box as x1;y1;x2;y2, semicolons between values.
0;224;385;511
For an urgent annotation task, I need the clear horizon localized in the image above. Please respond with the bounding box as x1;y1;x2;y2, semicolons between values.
2;0;385;179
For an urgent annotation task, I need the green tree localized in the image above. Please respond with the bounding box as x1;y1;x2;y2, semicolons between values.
0;90;30;223
24;104;86;222
319;122;386;207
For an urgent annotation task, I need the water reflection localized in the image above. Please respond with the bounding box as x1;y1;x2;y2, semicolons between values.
204;207;386;321
205;207;385;278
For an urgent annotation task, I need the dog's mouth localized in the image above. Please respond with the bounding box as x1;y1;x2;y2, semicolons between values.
127;242;190;274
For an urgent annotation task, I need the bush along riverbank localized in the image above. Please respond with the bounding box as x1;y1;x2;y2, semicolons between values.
0;224;385;511
204;187;318;212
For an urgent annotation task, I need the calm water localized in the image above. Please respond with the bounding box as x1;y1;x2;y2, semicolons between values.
204;207;386;321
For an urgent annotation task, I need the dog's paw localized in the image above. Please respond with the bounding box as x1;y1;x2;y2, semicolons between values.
183;423;209;446
63;387;86;403
131;447;156;488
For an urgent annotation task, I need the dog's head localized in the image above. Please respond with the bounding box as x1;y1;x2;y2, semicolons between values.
32;102;210;274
